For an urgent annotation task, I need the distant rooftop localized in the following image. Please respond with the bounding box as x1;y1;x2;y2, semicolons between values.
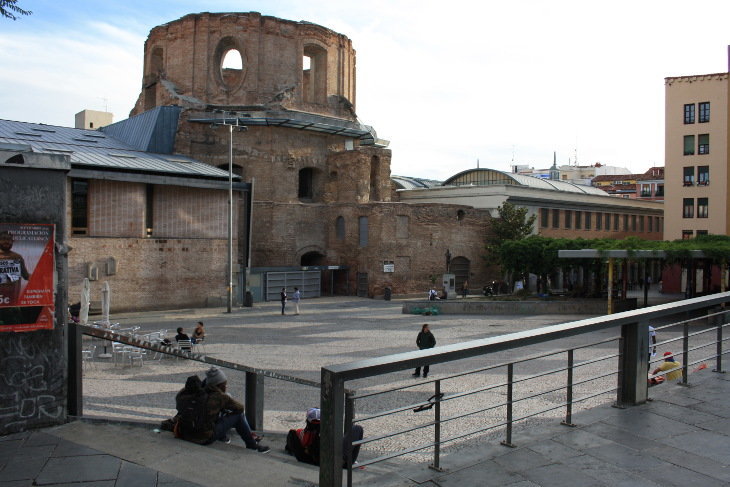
441;168;609;195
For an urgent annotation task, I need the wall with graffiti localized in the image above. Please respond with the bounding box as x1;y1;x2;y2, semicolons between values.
0;155;69;435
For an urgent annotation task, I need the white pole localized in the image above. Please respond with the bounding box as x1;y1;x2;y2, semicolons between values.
227;122;233;313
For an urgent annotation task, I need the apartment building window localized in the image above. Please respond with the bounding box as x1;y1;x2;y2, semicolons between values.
698;134;709;154
683;135;695;155
684;103;695;124
640;184;652;198
698;102;710;123
585;212;592;230
683;166;694;186
575;211;582;230
596;212;602;230
552;209;560;228
697;166;709;185
682;230;693;240
565;210;572;229
683;198;694;218
540;208;549;228
697;197;708;218
71;179;89;235
613;213;619;231
697;230;708;237
656;184;664;197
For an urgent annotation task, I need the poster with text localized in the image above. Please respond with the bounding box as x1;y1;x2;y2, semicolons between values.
0;223;55;332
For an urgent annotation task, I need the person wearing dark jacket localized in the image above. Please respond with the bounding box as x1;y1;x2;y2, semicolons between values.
412;324;436;378
176;367;270;452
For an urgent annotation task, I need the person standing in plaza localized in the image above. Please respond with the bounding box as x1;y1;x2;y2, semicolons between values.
280;288;287;315
413;324;436;378
291;287;301;315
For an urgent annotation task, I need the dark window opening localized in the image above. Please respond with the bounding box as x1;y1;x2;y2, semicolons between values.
697;166;709;185
72;179;89;235
585;212;592;230
565;210;572;229
699;102;710;123
697;197;708;218
358;216;368;247
298;168;314;200
540;208;549;227
684;135;695;156
684;103;695;124
698;134;709;154
335;216;345;240
552;209;560;228
683;198;694;218
145;184;154;237
683;166;694;186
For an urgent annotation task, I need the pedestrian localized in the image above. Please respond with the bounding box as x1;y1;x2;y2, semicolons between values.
461;280;469;299
648;325;657;360
292;287;301;315
412;324;436;378
428;288;438;301
280;288;287;315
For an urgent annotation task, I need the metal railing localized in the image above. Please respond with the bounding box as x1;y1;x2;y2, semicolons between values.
68;322;320;430
320;292;730;487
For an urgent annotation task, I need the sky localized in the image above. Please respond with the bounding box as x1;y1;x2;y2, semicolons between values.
2;0;730;180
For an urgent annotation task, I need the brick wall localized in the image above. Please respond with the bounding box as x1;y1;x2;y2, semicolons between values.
68;237;232;311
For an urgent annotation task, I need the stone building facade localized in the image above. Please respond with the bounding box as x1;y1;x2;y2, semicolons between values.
130;12;495;297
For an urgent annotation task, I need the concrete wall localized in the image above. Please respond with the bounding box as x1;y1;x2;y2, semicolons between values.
0;154;69;435
403;298;638;315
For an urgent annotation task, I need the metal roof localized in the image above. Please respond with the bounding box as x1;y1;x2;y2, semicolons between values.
189;109;389;147
100;106;182;154
0;118;233;180
443;168;609;196
391;175;443;189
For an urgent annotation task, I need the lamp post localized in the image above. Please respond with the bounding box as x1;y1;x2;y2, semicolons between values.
213;111;247;313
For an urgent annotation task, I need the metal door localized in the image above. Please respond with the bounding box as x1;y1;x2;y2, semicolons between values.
265;271;321;301
356;272;368;297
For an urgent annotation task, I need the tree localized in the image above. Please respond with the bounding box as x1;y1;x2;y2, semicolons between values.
0;0;31;20
485;202;536;257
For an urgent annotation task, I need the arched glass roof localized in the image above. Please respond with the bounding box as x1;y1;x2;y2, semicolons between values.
442;168;607;195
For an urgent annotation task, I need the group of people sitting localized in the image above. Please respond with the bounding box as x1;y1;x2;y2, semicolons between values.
171;322;206;351
172;366;363;466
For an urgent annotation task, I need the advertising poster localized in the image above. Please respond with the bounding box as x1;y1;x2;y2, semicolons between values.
0;223;55;332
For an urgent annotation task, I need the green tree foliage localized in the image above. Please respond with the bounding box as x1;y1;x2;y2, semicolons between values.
485;202;536;259
0;0;31;20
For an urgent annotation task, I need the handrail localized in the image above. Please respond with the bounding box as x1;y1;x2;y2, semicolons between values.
75;323;320;388
320;291;730;487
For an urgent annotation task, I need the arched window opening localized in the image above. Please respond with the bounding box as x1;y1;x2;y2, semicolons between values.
298;168;314;200
301;251;325;266
303;44;327;104
457;210;465;221
358;216;368;247
222;49;243;70
335;216;345;241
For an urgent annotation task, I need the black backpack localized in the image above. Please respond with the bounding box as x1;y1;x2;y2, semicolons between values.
175;375;210;442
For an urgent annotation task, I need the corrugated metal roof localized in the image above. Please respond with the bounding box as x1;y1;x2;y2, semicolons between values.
392;175;442;189
0;118;233;179
443;168;609;196
100;106;182;153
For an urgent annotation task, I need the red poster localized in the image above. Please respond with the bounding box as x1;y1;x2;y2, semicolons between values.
0;223;55;332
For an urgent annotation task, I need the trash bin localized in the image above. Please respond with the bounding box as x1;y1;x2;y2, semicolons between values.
384;287;392;301
244;291;253;307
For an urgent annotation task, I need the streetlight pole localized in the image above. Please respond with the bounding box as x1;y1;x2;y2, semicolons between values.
213;111;246;313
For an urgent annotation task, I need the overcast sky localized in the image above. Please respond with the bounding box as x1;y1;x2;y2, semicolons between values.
2;0;730;180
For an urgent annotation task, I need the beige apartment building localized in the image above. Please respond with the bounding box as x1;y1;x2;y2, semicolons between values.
665;71;729;240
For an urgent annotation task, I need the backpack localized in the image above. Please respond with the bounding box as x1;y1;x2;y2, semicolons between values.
174;375;211;443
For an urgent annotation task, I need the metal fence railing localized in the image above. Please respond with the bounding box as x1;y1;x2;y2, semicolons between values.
320;292;730;487
68;322;320;430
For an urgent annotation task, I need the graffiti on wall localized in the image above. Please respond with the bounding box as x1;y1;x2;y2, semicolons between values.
0;333;64;434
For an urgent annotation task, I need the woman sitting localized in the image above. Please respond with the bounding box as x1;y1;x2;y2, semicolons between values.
192;321;206;345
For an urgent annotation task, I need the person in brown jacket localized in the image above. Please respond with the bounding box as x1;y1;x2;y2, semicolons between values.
193;367;270;452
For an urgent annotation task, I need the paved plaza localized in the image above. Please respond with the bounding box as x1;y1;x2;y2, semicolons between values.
2;293;728;486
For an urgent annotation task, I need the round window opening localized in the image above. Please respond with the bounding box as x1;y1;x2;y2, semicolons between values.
222;49;243;70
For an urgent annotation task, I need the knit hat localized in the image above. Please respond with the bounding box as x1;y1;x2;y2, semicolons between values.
664;352;675;362
205;366;227;386
306;407;321;423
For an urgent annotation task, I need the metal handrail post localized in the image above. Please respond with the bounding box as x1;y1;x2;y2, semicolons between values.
500;363;515;448
67;322;83;416
431;380;442;471
618;322;647;405
714;316;724;373
344;392;354;487
562;349;576;426
681;322;689;385
245;372;264;430
321;368;345;487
